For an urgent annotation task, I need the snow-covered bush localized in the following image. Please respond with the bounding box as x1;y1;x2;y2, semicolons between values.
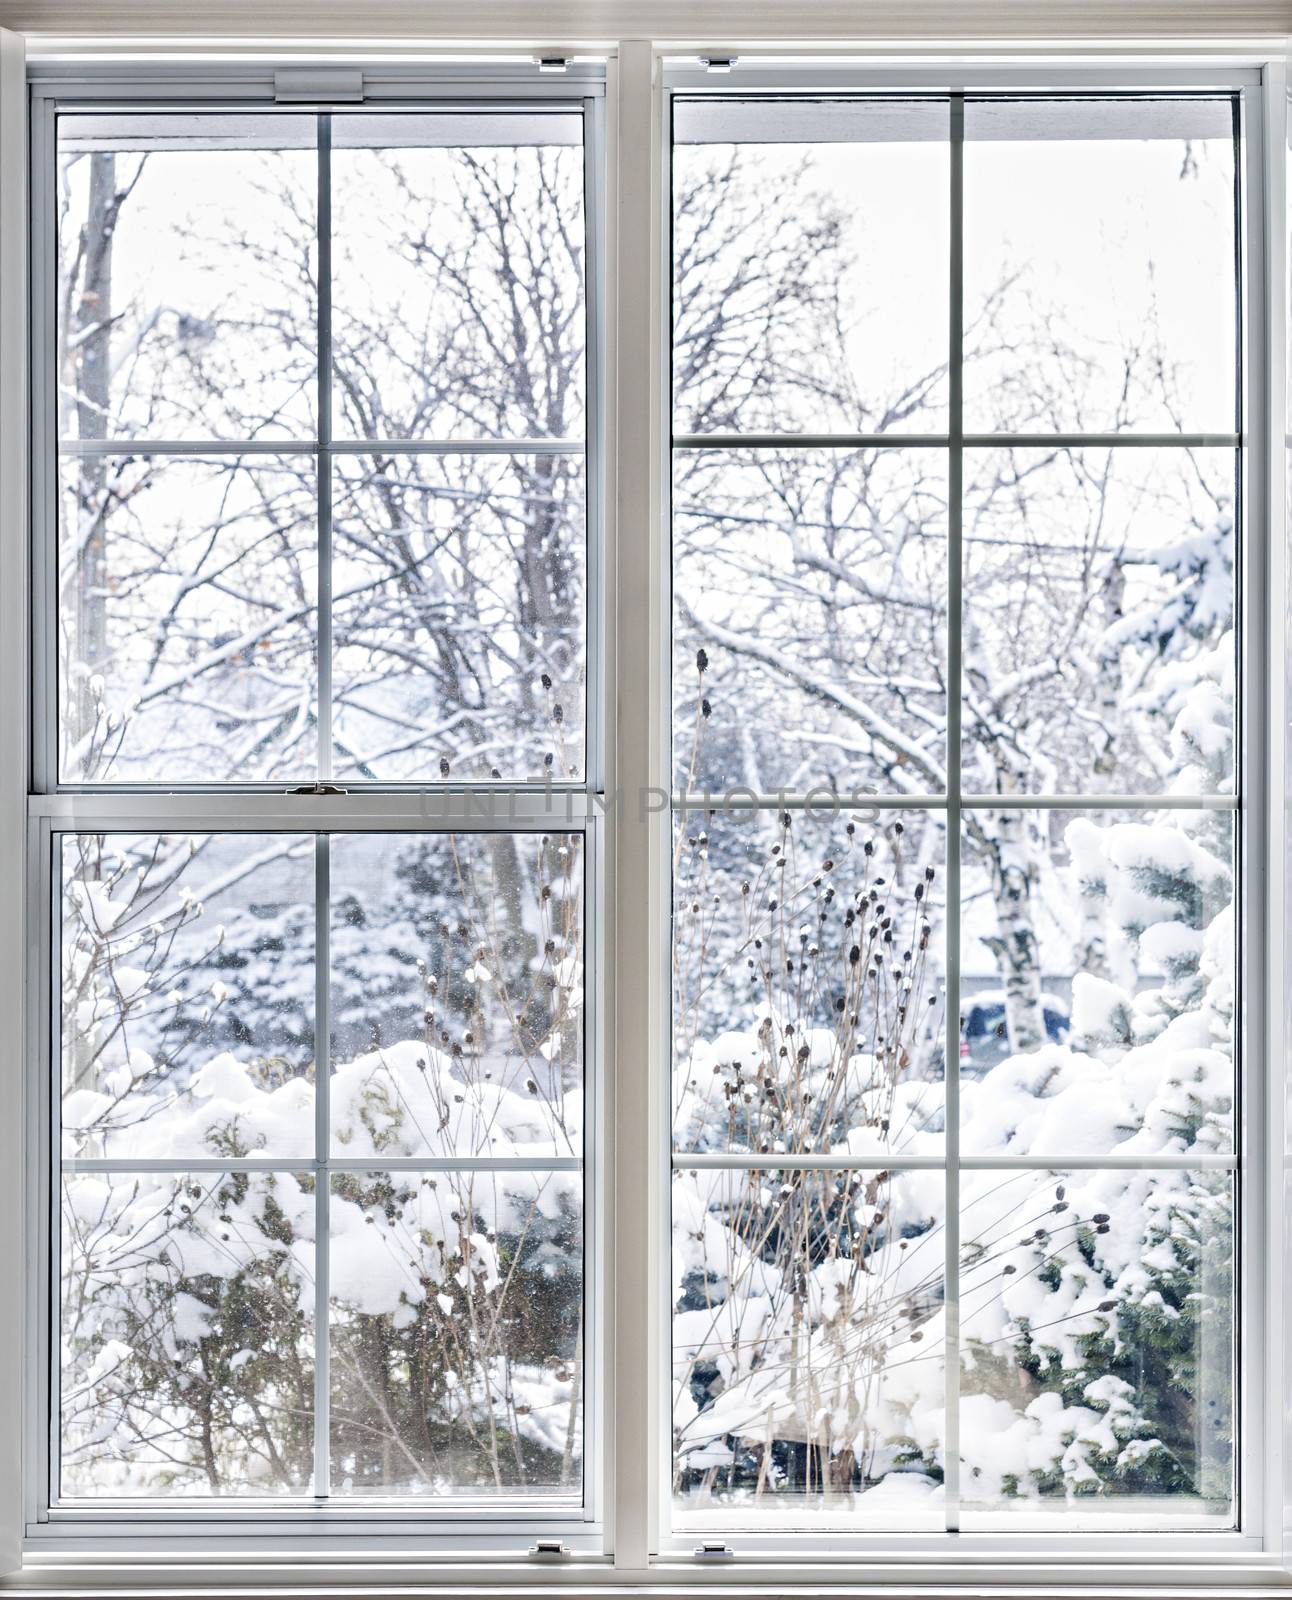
669;615;1234;1516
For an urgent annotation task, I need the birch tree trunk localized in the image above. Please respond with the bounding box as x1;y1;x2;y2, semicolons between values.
70;152;116;750
975;808;1047;1054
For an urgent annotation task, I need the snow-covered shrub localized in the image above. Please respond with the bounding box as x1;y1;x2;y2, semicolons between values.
669;621;1234;1515
672;805;949;1509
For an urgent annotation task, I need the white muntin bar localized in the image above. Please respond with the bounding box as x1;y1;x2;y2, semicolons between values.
941;86;965;1537
56;436;586;455
672;430;1241;450
670;790;949;814
316;112;333;787
670;1151;1239;1171
64;1155;585;1173
963;431;1242;448
331;436;585;454
960;792;1240;809
56;437;315;455
668;790;1239;811
673;432;950;449
312;832;331;1501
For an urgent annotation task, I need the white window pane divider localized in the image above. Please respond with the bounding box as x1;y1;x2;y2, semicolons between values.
673;1152;1239;1171
669;792;1240;810
673;431;1243;449
315;113;333;787
56;438;587;454
942;87;965;1534
312;833;331;1499
64;1156;585;1173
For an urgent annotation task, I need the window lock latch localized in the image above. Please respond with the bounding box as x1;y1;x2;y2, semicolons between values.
694;1542;734;1560
289;783;348;796
528;1539;571;1559
274;66;364;103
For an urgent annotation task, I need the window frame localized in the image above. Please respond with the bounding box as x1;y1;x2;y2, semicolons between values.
29;60;610;797
646;55;1274;1571
22;59;611;1557
2;36;1286;1591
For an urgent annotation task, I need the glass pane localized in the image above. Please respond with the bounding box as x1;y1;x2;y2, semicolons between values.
61;1168;316;1496
673;448;947;794
960;808;1233;1158
673;809;946;1159
331;453;585;782
959;1167;1234;1523
963;97;1237;434
673;1164;946;1525
61;833;316;1161
673;98;950;435
962;447;1235;796
57;114;317;442
330;112;585;443
330;832;583;1159
58;453;318;783
329;1168;583;1497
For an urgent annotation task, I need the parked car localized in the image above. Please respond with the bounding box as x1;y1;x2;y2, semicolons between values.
959;990;1070;1074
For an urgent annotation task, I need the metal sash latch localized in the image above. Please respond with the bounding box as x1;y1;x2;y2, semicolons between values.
694;1541;734;1560
273;67;364;103
289;783;348;796
528;1539;571;1559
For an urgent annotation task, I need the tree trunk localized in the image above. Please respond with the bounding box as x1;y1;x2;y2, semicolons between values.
71;153;117;751
976;809;1047;1055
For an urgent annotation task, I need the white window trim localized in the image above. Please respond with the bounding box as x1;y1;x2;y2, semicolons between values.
0;18;1287;1596
19;57;611;1561
653;54;1265;1572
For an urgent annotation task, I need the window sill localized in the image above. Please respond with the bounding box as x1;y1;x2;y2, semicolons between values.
4;1551;1290;1596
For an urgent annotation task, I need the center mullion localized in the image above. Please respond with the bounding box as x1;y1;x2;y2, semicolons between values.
313;831;332;1501
317;110;334;786
943;88;965;1538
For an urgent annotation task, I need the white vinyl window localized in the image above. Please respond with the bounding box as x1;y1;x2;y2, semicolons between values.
26;64;607;1553
10;43;1283;1588
661;67;1262;1558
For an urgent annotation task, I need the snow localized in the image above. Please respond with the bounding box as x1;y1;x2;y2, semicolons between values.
1070;973;1132;1048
